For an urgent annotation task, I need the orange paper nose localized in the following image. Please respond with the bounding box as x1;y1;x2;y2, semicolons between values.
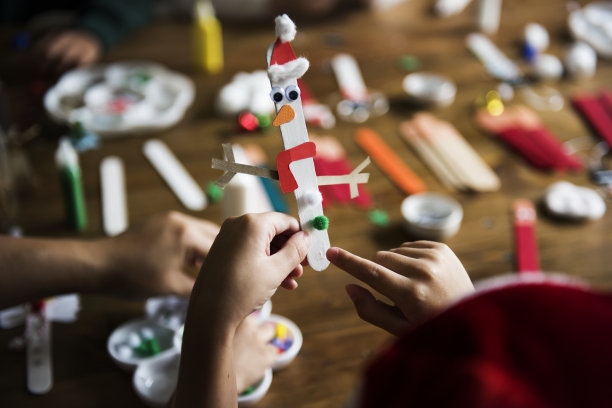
273;104;295;126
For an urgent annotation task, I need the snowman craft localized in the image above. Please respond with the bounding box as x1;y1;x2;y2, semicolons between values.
212;15;370;271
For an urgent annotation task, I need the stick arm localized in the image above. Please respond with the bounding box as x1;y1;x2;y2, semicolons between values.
211;144;279;188
316;157;371;198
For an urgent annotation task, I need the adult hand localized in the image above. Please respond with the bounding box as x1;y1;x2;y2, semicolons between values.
192;212;310;327
327;241;474;335
33;29;102;74
99;211;220;298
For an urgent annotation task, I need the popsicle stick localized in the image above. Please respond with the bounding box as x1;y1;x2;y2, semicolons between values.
331;54;370;103
512;199;540;274
412;114;500;191
143;139;207;211
26;310;52;394
100;156;128;236
399;121;462;191
355;127;426;195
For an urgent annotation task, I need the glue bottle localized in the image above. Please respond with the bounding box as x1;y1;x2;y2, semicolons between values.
55;138;87;231
193;0;223;74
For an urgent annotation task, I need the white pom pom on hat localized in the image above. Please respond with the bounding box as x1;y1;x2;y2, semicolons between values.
275;14;297;43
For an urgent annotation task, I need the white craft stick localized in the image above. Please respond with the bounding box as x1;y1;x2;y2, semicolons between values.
331;54;369;103
316;157;371;199
143;139;207;211
466;33;522;82
100;156;128;236
477;0;502;35
435;0;473;16
26;312;52;394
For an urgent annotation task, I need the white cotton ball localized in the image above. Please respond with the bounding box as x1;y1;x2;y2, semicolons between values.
524;23;550;52
543;181;606;220
216;83;249;116
565;42;597;79
128;332;142;347
302;190;323;206
140;327;155;339
533;54;563;81
117;344;133;360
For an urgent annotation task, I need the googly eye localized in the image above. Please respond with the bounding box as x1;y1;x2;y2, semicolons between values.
285;85;300;102
270;87;284;103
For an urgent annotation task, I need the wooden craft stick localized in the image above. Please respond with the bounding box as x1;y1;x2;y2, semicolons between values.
143;139;207;211
100;156;128;237
355;127;426;195
399;120;462;191
412;113;501;192
512;199;540;274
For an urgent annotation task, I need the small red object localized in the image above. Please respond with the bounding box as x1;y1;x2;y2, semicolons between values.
572;91;612;148
276;142;316;193
238;111;259;132
512;199;540;274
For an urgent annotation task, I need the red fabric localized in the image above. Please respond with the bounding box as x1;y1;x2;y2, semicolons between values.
497;127;581;171
360;282;612;408
572;92;612;149
276;142;316;193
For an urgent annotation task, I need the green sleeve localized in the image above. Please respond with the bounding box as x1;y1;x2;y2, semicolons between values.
75;0;153;51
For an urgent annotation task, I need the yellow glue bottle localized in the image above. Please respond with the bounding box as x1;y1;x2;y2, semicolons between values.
193;0;223;74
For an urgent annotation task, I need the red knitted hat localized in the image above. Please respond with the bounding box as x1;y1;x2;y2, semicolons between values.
359;277;612;408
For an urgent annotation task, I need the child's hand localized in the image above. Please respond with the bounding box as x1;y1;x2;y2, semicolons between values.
327;241;474;335
192;212;310;327
98;211;220;298
234;315;277;393
33;29;102;74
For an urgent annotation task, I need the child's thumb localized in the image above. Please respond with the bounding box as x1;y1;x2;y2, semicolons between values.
270;230;311;276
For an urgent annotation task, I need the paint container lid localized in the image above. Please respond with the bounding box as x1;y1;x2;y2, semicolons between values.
402;73;456;107
133;348;181;408
401;192;463;239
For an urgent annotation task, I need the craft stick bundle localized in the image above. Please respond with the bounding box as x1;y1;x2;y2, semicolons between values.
400;113;500;192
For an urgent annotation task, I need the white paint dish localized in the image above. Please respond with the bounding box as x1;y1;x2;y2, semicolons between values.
133;349;181;408
401;192;463;239
107;318;177;371
402;73;456;107
266;314;303;371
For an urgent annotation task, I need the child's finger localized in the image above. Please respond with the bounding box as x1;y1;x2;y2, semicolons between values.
373;249;427;278
327;247;404;300
345;284;408;336
270;231;310;277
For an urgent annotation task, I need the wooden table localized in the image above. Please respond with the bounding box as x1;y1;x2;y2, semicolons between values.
2;0;612;406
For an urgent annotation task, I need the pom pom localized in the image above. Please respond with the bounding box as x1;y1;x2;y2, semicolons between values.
275;14;297;42
312;215;329;230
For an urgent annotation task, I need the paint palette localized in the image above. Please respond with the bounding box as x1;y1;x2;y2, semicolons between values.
107;319;177;371
44;61;194;136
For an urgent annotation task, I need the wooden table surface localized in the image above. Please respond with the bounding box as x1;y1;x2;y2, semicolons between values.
2;0;612;406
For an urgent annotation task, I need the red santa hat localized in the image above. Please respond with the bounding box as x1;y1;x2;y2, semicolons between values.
358;275;612;408
267;14;309;83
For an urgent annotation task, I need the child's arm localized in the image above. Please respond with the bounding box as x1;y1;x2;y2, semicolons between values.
174;212;310;408
0;211;219;309
327;241;474;335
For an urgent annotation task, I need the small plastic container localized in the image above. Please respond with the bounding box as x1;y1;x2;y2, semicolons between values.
133;349;181;408
402;73;456;107
401;192;463;240
107;318;177;371
266;314;303;371
237;368;273;407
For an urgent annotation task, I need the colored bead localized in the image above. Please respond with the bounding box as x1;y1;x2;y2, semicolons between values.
368;209;390;226
206;181;224;203
399;55;420;72
238;111;259;132
312;215;329;230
